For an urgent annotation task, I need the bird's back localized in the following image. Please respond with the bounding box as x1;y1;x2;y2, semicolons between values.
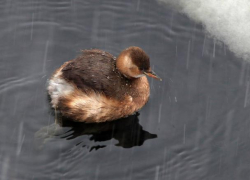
61;49;132;100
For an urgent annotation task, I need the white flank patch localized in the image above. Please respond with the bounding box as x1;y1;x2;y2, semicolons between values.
47;71;74;107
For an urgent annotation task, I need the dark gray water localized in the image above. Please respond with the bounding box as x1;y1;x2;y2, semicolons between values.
1;0;250;180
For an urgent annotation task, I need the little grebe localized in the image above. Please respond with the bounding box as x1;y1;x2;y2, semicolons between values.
47;46;161;123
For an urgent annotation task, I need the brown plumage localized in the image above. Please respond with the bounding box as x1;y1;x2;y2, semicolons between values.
62;49;132;100
47;46;161;123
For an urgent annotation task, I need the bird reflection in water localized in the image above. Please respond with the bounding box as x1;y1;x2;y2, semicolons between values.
35;112;157;151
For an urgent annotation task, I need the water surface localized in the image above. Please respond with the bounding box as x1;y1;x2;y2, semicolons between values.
1;0;250;180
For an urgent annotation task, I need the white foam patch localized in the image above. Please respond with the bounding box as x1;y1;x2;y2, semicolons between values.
157;0;250;61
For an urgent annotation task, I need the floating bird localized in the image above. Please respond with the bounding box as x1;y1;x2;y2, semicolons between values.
47;46;161;123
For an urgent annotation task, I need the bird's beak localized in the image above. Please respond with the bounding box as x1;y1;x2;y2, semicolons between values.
144;70;162;81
